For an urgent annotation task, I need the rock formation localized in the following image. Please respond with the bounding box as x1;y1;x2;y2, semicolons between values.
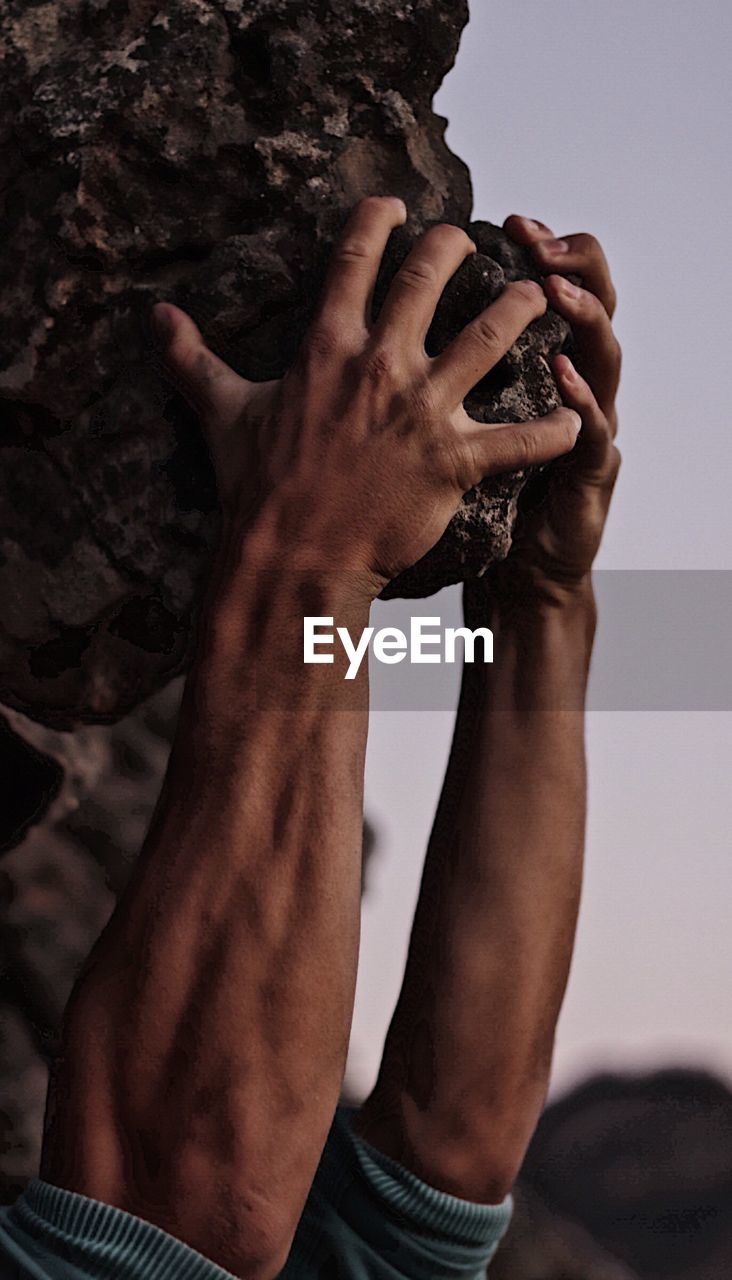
0;0;569;742
520;1069;732;1280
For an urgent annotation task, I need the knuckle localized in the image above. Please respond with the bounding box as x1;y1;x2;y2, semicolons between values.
356;195;387;217
408;379;437;421
336;236;372;263
516;427;541;466
431;431;472;489
302;323;340;361
397;258;439;291
572;231;599;256
167;334;194;371
610;444;622;476
469;315;502;353
194;349;221;385
426;223;474;253
362;345;396;384
581;288;605;318
510;279;544;305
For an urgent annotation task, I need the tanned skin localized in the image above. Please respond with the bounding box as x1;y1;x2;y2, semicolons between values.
355;215;621;1202
39;198;581;1280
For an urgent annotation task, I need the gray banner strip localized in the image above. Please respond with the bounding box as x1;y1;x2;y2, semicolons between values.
366;572;732;711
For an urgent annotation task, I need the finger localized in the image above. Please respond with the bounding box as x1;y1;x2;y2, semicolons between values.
430;279;547;407
554;355;618;472
503;213;557;244
543;275;622;424
530;231;617;318
314;196;407;338
460;406;581;482
374;223;476;347
152;303;249;432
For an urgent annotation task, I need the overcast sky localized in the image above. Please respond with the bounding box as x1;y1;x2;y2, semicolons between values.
347;0;732;1099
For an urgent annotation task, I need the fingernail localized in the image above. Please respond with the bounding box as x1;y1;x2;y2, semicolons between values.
570;411;582;435
558;279;581;299
518;278;544;296
151;303;174;344
540;238;569;254
560;356;578;381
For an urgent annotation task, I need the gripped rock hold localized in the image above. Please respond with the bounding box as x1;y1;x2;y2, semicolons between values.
378;221;569;599
0;0;570;728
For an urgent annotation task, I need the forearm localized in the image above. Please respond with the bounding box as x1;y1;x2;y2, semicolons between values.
42;525;373;1276
357;588;596;1201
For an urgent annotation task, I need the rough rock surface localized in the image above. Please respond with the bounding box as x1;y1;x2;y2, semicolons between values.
0;0;569;729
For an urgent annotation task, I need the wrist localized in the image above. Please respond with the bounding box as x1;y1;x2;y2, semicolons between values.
213;492;386;611
461;577;596;713
468;572;597;630
188;510;377;715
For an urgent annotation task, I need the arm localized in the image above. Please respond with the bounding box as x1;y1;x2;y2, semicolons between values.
355;220;622;1204
39;198;579;1279
42;555;374;1276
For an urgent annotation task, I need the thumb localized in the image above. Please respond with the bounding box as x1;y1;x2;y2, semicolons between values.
466;406;581;481
152;302;249;431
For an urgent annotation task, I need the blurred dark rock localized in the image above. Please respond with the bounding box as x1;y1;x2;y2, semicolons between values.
0;830;113;1043
0;1005;48;1206
0;705;111;853
0;0;569;728
520;1069;732;1280
491;1185;639;1279
0;680;182;1198
0;716;62;853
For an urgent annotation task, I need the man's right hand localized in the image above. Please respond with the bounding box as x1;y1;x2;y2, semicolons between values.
153;196;580;597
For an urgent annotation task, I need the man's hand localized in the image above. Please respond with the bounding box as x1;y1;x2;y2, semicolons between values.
153;197;579;596
469;214;623;606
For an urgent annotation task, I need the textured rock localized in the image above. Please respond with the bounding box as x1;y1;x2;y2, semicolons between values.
0;0;569;728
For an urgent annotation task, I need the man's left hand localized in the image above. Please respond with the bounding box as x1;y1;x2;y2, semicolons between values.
474;215;623;608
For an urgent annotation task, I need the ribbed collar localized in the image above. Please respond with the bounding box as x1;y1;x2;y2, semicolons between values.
13;1179;237;1279
330;1106;513;1249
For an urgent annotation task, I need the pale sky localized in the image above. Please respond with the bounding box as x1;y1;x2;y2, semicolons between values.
347;0;732;1098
